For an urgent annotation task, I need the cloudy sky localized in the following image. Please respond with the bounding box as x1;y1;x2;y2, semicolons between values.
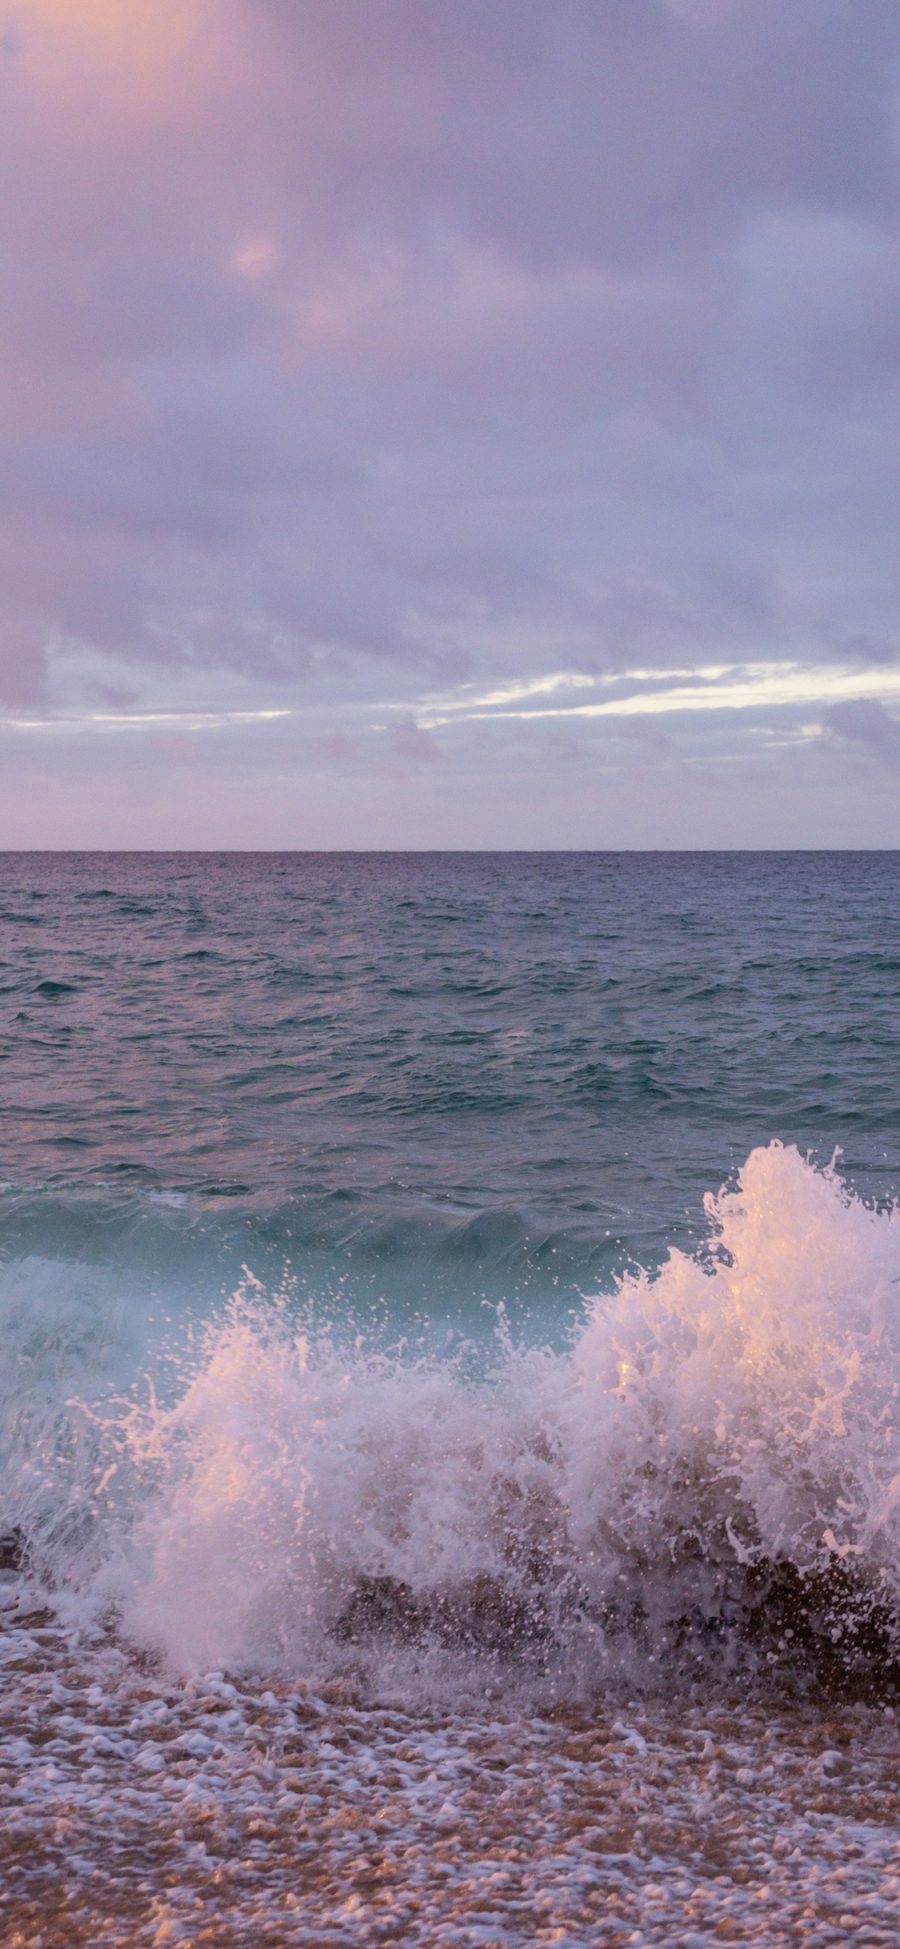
2;0;900;846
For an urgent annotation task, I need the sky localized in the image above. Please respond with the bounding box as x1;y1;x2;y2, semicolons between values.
2;0;900;848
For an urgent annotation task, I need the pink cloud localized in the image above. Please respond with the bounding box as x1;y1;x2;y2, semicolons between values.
387;720;442;763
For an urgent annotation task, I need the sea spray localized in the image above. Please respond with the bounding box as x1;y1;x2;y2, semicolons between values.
2;1143;896;1697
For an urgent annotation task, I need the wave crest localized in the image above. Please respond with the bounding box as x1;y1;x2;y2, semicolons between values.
4;1143;900;1698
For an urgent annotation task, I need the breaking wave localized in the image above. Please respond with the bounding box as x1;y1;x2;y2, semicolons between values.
3;1142;899;1700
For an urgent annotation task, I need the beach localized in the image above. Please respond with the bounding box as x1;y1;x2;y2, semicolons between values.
3;1579;897;1946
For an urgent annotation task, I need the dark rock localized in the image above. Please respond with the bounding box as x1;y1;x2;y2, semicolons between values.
331;1553;900;1701
742;1557;900;1699
333;1570;558;1656
0;1527;27;1572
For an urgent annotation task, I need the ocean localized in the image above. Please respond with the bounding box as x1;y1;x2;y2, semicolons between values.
1;851;898;1945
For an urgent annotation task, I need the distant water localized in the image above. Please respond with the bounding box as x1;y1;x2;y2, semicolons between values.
3;850;899;1308
2;853;899;1944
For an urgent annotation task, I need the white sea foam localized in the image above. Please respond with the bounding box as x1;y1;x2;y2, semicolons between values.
3;1142;900;1694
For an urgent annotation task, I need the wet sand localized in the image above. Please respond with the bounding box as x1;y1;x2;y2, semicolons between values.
2;1585;898;1947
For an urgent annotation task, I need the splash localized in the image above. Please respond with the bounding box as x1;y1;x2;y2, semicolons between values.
3;1143;900;1697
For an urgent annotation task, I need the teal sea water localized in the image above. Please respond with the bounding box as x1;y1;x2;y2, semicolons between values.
1;851;899;1692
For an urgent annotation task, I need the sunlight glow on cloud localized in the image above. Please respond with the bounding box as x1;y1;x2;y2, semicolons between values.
418;664;900;727
2;707;291;735
231;236;281;282
19;0;200;79
415;672;600;714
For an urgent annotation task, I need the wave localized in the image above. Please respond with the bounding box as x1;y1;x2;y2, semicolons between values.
2;1142;899;1701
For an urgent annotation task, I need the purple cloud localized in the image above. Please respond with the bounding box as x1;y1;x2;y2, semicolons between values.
823;698;900;768
1;1;899;841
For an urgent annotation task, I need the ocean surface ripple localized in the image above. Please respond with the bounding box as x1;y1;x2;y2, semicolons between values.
2;852;899;1944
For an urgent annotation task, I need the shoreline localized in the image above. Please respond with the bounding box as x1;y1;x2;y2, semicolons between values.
3;1584;898;1948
